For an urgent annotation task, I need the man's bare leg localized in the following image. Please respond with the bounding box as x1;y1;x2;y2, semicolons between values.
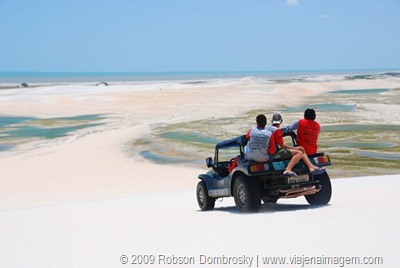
284;149;303;175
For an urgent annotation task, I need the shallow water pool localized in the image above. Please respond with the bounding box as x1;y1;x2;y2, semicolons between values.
328;88;390;94
0;114;105;151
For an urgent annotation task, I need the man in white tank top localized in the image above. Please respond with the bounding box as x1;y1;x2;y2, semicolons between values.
244;114;273;162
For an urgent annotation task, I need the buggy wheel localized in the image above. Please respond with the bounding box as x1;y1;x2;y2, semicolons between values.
196;181;215;211
233;176;261;212
305;172;332;205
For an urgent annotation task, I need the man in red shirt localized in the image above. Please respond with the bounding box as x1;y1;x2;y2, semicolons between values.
282;109;320;155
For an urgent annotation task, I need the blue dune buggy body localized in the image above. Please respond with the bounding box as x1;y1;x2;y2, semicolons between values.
196;132;332;212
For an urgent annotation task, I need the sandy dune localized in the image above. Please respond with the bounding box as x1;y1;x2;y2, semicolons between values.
1;76;399;267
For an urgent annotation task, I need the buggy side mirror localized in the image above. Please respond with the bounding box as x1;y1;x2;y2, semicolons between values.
206;157;214;168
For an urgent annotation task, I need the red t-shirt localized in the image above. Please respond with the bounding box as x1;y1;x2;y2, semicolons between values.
297;119;320;155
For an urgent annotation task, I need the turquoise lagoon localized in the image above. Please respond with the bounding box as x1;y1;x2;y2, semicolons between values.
0;114;104;151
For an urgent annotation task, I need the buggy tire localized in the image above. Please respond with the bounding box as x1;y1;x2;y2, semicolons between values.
196;181;215;211
305;172;332;205
233;176;261;212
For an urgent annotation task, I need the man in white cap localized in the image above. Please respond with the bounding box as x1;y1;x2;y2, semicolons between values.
267;113;323;176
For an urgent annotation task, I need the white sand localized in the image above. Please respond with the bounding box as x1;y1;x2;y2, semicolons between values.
1;76;399;267
1;175;399;267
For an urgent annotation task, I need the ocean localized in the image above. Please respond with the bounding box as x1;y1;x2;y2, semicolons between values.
1;69;399;84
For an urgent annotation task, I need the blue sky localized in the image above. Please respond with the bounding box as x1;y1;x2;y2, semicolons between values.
0;0;399;72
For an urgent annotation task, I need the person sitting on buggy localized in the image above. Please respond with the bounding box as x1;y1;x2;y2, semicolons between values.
280;108;321;155
267;113;324;177
243;114;275;162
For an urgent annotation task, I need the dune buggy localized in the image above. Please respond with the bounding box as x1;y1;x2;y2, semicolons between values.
196;132;332;212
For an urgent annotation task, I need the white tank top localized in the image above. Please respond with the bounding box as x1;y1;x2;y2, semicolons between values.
244;126;272;161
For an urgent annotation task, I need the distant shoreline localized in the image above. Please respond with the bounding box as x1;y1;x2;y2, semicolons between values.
1;69;399;83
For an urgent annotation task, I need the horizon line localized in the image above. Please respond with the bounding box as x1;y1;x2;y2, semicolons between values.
0;68;399;75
